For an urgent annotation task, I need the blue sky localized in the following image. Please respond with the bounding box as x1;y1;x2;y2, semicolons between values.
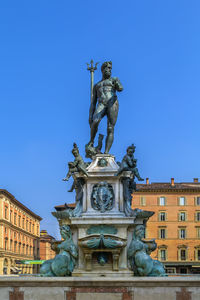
0;1;200;237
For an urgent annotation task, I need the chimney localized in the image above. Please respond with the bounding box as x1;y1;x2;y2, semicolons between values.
194;178;199;183
146;178;149;185
40;230;47;236
171;178;174;186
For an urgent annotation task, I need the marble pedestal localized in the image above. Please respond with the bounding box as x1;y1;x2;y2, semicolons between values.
56;154;145;277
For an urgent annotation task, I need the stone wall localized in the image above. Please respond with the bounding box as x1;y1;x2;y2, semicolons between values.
0;277;200;300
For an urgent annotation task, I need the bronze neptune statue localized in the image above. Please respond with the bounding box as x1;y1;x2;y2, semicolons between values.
86;61;123;154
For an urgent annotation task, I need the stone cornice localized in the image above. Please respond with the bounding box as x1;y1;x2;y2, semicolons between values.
0;190;42;221
0;250;35;259
0;219;40;239
0;277;200;288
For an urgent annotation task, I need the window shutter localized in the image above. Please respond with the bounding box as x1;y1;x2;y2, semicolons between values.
140;197;146;206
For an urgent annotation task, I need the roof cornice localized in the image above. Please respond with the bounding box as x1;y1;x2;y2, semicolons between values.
0;189;42;221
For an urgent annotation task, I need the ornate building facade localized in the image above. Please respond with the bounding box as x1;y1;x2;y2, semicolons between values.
132;178;200;274
0;189;42;275
40;230;56;260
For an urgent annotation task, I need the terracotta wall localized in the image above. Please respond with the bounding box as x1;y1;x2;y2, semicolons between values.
132;192;200;264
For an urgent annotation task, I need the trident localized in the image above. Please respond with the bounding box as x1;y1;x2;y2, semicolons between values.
86;59;98;104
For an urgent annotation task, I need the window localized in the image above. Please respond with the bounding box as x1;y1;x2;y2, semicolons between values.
140;197;146;206
196;212;200;221
180;249;186;260
179;212;186;221
196;197;200;206
166;268;176;274
32;224;34;233
179;228;186;239
26;220;28;231
161;229;166;239
180;267;187;274
14;242;17;252
197;227;200;238
22;218;25;228
29;222;31;232
5;239;8;250
18;215;21;227
179;197;186;206
159;212;166;221
159;228;166;239
198;250;200;260
159;197;166;206
160;249;166;261
5;206;8;219
10;240;13;251
10;210;13;222
14;213;17;225
196;249;200;261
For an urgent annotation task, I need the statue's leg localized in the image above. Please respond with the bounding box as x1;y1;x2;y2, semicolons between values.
134;168;144;181
68;181;75;192
105;99;119;153
63;170;72;181
89;104;106;145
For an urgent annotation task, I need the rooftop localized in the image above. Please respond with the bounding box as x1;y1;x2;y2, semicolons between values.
54;203;76;211
40;230;55;241
136;178;200;192
0;189;42;220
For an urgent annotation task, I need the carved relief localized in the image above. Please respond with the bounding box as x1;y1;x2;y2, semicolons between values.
91;181;114;213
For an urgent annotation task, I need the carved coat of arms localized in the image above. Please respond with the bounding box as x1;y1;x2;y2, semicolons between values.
91;181;114;213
